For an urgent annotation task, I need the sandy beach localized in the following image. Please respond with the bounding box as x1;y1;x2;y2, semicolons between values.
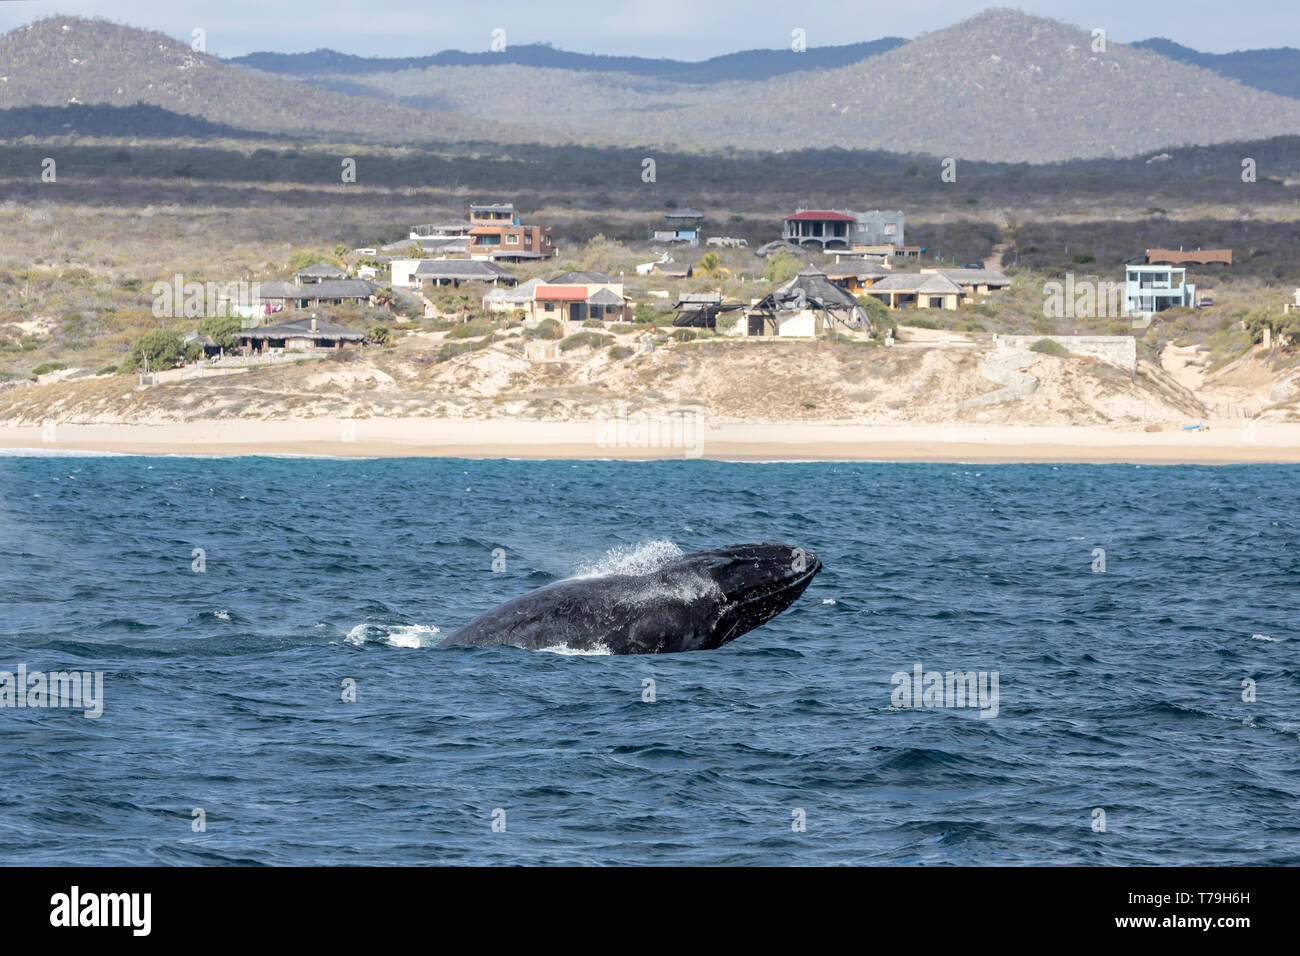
2;418;1298;463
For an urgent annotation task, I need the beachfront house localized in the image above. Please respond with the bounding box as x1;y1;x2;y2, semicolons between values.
741;266;866;337
864;273;966;310
825;260;892;293
781;208;914;255
237;315;365;353
652;208;704;246
466;201;556;262
1124;265;1196;316
293;262;349;286
931;268;1012;297
529;271;630;323
391;259;517;291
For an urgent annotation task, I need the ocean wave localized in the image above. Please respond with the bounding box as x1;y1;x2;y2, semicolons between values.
344;622;441;649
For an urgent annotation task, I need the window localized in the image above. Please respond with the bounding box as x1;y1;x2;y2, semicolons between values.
505;234;519;244
544;302;554;312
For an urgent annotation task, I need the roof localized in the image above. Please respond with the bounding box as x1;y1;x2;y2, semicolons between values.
413;259;515;280
826;262;892;279
469;202;514;213
587;288;626;306
294;261;348;278
239;317;365;340
484;277;543;303
785;210;855;222
762;267;862;312
547;270;615;284
665;208;703;219
676;293;722;307
489;250;550;259
1146;248;1232;266
755;240;808;258
416;236;472;251
936;268;1011;287
655;263;693;277
535;285;588;301
867;273;965;295
295;279;377;298
254;280;301;299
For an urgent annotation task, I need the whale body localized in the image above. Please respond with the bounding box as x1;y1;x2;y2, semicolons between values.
439;543;822;654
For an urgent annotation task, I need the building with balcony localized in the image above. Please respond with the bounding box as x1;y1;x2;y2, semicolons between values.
1125;265;1196;316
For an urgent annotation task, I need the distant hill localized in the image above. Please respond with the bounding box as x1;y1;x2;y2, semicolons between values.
7;11;1300;164
229;38;908;83
297;9;1300;163
0;103;268;139
0;16;534;144
1133;38;1300;100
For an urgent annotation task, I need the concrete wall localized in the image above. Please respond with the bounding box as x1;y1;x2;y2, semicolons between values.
994;334;1136;370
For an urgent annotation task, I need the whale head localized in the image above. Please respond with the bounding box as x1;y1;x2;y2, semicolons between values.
684;543;822;649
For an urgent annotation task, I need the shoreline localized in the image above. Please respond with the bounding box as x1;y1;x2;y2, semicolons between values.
2;419;1299;464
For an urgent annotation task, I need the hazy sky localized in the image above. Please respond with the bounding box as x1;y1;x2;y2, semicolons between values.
1;0;1297;58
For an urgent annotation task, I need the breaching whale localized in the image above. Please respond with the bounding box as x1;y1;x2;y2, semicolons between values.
439;543;822;654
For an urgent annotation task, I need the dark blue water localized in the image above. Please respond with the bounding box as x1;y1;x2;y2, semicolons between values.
1;454;1297;865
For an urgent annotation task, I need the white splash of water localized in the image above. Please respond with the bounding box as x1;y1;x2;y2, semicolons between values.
572;540;684;579
538;642;613;656
569;539;722;609
345;622;442;648
1251;633;1280;642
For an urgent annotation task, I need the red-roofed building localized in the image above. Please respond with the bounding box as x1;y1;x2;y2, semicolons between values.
782;208;907;253
528;273;630;323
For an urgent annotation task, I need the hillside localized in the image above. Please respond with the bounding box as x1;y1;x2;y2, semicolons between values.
0;329;1203;428
1134;38;1300;100
6;12;1300;164
280;9;1300;162
0;16;533;145
228;38;908;83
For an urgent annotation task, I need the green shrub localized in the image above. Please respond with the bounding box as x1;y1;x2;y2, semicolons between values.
559;332;613;352
436;335;494;362
445;318;494;339
582;318;604;328
366;326;392;346
608;323;634;334
128;329;185;371
857;295;894;333
764;250;802;284
608;345;635;360
670;328;697;342
95;365;117;376
31;362;67;376
1029;338;1070;357
196;314;242;349
533;318;563;340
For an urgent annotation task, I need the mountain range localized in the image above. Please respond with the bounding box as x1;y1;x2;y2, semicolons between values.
4;9;1300;164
